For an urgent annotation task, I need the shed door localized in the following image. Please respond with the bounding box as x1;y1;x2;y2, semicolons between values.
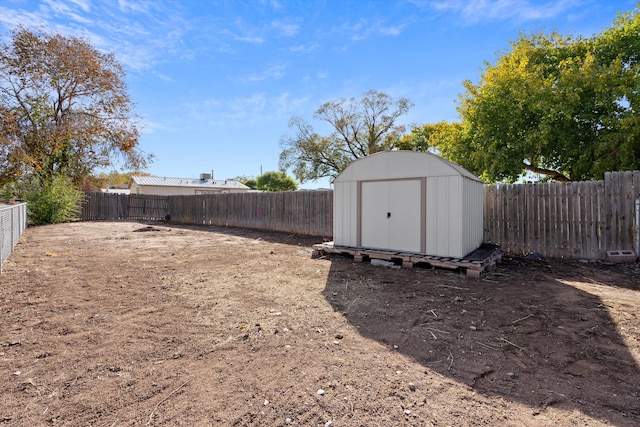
360;179;422;253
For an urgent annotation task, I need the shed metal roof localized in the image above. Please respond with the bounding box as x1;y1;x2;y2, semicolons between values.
130;175;249;190
334;150;482;183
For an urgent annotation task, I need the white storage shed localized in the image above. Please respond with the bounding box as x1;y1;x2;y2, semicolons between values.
333;150;484;259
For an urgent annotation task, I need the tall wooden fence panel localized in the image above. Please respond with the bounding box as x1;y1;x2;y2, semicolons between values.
81;191;333;237
167;191;333;237
483;171;640;259
81;192;130;220
127;195;169;220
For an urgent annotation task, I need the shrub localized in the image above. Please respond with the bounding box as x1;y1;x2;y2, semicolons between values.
256;171;298;192
26;175;84;225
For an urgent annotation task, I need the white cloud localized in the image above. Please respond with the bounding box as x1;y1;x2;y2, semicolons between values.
289;43;319;53
0;0;191;73
0;7;47;28
117;0;153;15
232;93;267;111
139;118;175;135
271;20;300;37
154;72;174;82
42;0;93;24
380;23;407;36
259;0;282;10
339;18;370;40
114;41;160;71
233;33;265;44
69;0;91;13
185;92;307;127
428;0;580;23
242;63;287;82
228;17;266;44
187;93;267;126
274;92;309;114
334;18;408;41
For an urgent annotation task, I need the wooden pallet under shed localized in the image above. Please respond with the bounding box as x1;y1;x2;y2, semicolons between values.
312;242;502;278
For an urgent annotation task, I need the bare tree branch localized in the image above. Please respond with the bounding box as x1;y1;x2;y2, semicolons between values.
279;90;413;182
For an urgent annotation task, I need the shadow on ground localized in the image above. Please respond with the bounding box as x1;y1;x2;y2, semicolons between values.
128;220;326;246
322;254;640;426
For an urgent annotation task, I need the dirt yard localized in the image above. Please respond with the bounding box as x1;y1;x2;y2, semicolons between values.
1;221;639;426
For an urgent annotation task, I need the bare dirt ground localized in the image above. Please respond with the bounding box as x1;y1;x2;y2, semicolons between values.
1;221;639;426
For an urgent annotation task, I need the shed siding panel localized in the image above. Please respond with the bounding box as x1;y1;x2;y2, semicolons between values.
464;178;485;256
426;176;469;258
333;182;344;245
360;181;390;250
334;181;358;247
448;176;464;257
425;178;438;255
347;181;358;246
434;177;452;256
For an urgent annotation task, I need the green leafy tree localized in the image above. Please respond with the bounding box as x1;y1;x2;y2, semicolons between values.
25;174;83;225
241;178;258;190
420;5;640;183
397;122;466;157
279;90;413;183
0;27;150;188
84;171;149;191
398;121;491;178
256;171;297;192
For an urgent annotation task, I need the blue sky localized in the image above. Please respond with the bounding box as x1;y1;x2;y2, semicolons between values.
0;0;636;188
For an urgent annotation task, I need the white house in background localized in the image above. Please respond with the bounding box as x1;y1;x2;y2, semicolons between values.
129;174;250;196
101;187;130;195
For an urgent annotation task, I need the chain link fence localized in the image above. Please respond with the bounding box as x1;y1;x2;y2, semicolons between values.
0;203;28;273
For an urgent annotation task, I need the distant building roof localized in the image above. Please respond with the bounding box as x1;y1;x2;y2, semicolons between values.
130;175;249;190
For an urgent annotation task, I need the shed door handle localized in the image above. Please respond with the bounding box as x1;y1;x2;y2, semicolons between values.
387;212;391;218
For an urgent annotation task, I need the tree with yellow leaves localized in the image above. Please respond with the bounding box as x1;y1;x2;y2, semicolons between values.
0;27;150;188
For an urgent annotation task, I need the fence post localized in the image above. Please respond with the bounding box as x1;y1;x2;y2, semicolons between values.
0;215;3;274
10;205;15;256
636;199;640;259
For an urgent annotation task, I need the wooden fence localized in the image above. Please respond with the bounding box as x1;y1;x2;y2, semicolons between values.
80;192;169;221
81;171;640;260
80;190;334;237
483;171;640;259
